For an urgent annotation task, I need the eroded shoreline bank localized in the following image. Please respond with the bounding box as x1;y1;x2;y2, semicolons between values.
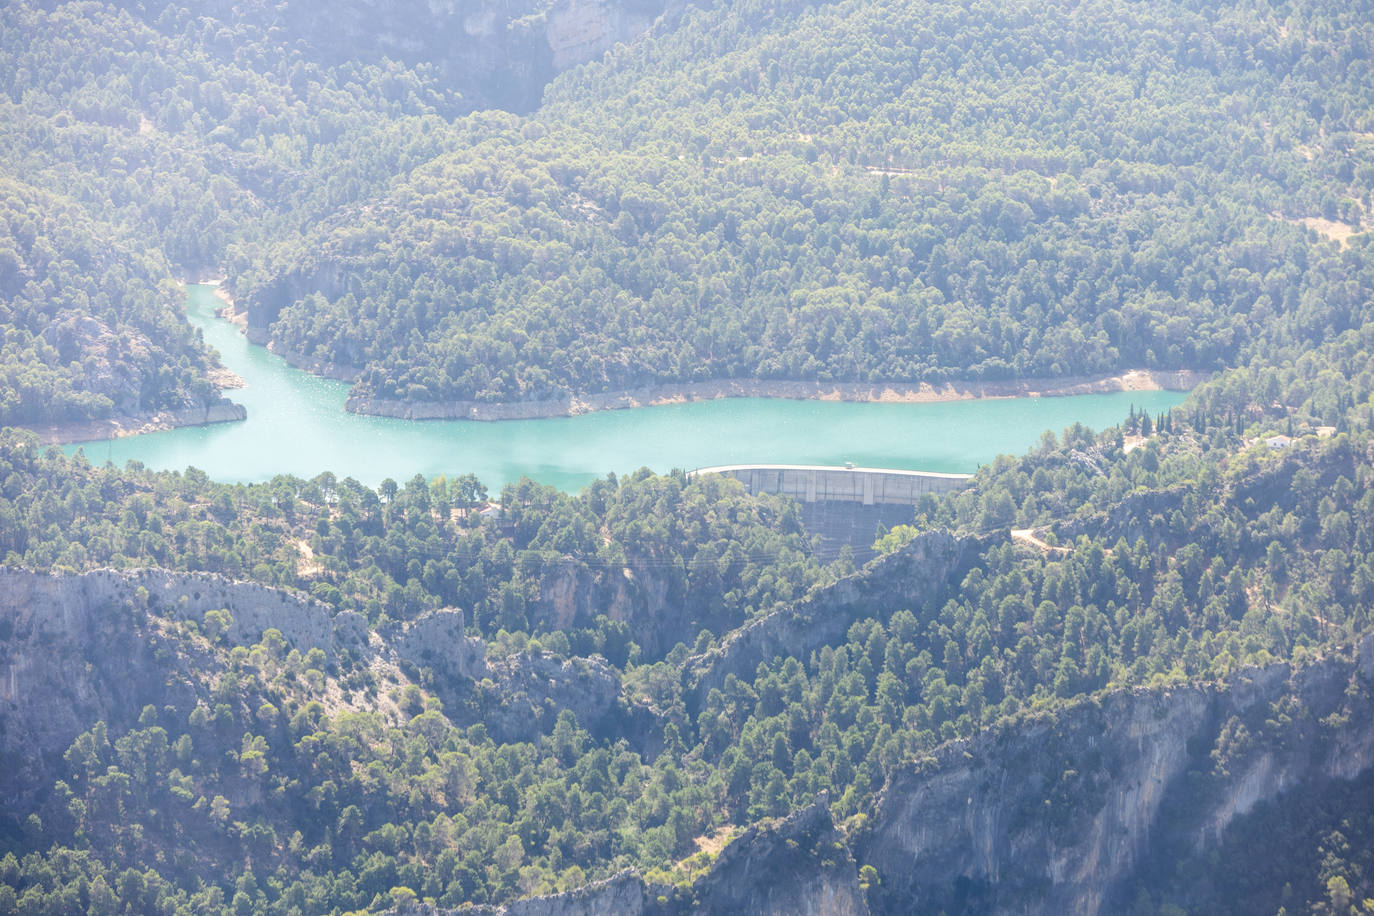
345;369;1211;421
23;402;248;446
17;278;250;445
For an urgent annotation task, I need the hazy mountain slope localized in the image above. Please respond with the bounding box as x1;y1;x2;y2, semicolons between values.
4;0;1371;421
0;1;463;264
244;0;1373;410
101;0;676;114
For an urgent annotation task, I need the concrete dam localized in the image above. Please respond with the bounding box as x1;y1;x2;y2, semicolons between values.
691;465;973;562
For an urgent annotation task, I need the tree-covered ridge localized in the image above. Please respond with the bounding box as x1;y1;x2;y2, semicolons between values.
99;0;656;114
0;176;227;425
0;434;824;660
4;0;1371;417
247;0;1374;407
3;371;1374;910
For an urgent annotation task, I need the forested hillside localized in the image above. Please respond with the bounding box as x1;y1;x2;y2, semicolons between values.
4;0;1374;912
0;176;228;425
4;0;1371;420
2;354;1374;912
105;0;670;113
245;0;1373;410
0;0;460;426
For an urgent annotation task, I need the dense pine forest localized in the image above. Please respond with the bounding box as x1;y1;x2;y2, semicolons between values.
2;377;1374;913
4;0;1371;419
2;0;1374;913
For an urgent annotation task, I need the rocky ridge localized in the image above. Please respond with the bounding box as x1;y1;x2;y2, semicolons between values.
394;634;1374;915
4;563;1374;914
855;634;1374;914
0;568;636;807
686;530;992;712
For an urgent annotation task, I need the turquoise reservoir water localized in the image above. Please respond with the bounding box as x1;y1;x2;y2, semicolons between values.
69;285;1188;491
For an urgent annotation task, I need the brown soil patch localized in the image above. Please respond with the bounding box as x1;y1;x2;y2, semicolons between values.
1295;216;1363;246
294;538;324;579
693;826;739;856
1011;528;1071;556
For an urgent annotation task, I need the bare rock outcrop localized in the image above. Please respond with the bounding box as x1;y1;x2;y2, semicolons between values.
0;567;347;811
475;651;660;746
388;608;487;683
854;634;1374;915
531;559;676;656
689;798;868;916
0;567;336;663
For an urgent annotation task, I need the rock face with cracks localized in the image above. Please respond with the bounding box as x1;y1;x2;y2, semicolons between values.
0;567;343;811
854;633;1374;915
403;635;1374;916
0;567;652;807
688;798;868;916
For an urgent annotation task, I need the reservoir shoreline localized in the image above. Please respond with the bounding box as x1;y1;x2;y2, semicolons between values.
204;278;1208;422
23;401;247;446
199;278;1210;423
55;285;1194;489
345;368;1210;421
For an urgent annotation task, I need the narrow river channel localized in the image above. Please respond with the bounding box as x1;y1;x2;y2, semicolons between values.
68;285;1189;491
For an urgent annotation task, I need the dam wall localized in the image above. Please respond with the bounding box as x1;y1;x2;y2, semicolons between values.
693;464;973;563
692;464;972;505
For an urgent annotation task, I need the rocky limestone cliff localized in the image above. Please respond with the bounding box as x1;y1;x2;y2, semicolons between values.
0;577;195;813
376;602;659;747
482;653;623;735
0;567;350;810
0;567;654;809
854;633;1374;915
386;636;1374;916
689;798;868;916
531;558;680;657
6;567;1374;915
0;567;339;664
387;608;488;683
